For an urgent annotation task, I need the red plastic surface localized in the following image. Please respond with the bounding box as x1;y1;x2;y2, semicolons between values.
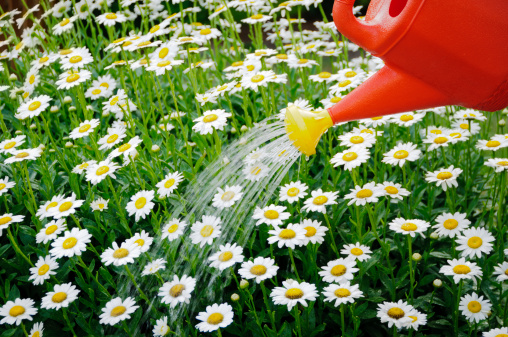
328;0;508;124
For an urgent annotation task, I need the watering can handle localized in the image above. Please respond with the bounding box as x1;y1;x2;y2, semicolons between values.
333;0;384;54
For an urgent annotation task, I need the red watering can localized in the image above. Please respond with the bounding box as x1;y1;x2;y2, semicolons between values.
285;0;508;156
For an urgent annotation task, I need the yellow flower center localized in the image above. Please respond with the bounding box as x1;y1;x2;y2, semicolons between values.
200;28;212;35
351;247;363;255
345;71;357;78
52;292;68;303
250;264;267;275
46;201;58;211
497;161;508;166
334;288;351;297
118;143;131;153
39;56;49;63
231;61;244;67
436;172;453;180
60;18;70;26
467;301;481;313
4;141;16;149
331;264;347;276
15;42;23;50
264;210;279;219
338;80;352;87
449;132;461;138
66;73;80;83
0;216;11;226
393;150;409;159
495;334;508;337
401;223;417;231
110;305;126;317
400;114;413;122
219;251;233;262
330;96;342;103
285;288;304;299
207;313;224;325
279;229;296;239
0;183;5;190
318;72;331;79
276;54;288;60
430;129;441;134
59;201;73;212
113;248;129;258
250;166;262;175
387;307;405;319
251;74;265;83
28;101;41;111
170;284;185;297
452;265;471;274
157;60;171;67
107;134;119;144
100;82;110;89
135;197;146;209
200;225;214;237
443;219;458;229
459;123;469;130
45;225;58;235
467;236;483;249
297;59;308;64
251;14;264;19
433;136;448;144
149;25;160;34
287;187;300;197
203;114;218;123
134;239;144;247
96;166;109;176
62;237;77;249
313;196;328;205
79;124;91;133
38;264;50;275
246;65;255;71
164;179;175;189
342;152;358;162
69;55;82;63
486;140;501;148
221;191;235;201
9;306;25;317
384;186;399;194
356;189;373;198
105;13;117;20
304;226;316;237
167;224;179;233
29;75;35;84
15;152;29;158
344;135;363;146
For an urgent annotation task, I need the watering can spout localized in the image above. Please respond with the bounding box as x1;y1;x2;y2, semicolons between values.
327;65;453;124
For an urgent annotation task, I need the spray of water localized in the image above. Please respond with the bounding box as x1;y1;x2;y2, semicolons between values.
117;117;301;334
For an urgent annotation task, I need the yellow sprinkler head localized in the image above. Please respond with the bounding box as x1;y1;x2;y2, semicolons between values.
284;105;333;156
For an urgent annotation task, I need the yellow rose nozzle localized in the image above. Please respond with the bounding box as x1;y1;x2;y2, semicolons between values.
284;105;333;156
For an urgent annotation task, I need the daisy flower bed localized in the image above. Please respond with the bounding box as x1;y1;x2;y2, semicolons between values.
0;1;507;337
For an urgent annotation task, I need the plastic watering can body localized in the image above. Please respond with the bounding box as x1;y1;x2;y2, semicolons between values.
327;0;508;124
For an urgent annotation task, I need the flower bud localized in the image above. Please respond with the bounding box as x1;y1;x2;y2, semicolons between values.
49;148;55;153
86;105;93;111
412;253;422;262
38;144;46;150
15;130;23;135
30;123;36;130
240;125;248;132
50;105;59;113
239;279;249;289
9;74;17;80
151;144;160;152
231;127;237;134
188;142;196;147
433;279;442;288
63;96;72;104
231;293;240;301
430;232;439;240
68;106;76;112
65;141;73;148
102;110;110;117
499;119;506;126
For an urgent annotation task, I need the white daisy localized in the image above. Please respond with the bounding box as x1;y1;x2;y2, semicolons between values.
319;257;359;283
301;189;339;213
61;47;93;70
279;181;308;203
252;204;290;227
108;136;142;159
267;223;306;249
485;158;508;172
455;227;495;259
85;159;120;185
0;298;38;326
4;148;43;164
390;111;425;127
97;128;127;150
161;218;187;242
0;214;24;236
126;190;155;222
208;243;244;270
153;316;170;336
195;303;234;332
423;133;458;151
382;142;421;167
29;322;44;337
72;160;97;175
142;258;167;277
212;185;243;209
406;310;427;331
377;300;415;329
90;197;109;212
47;193;84;219
243;162;269;182
459;293;491;323
378;182;410;201
41;282;80;310
300;219;328;245
156;172;184;198
439;258;483;284
344;182;383;206
101;241;142;266
189;215;222;247
99;297;139;326
28;255;59;285
323;282;364;306
16;95;51;119
96;12;127;26
50;228;92;258
483;328;508;337
425;165;463;191
192;109;231;135
270;279;318;311
340;243;372;261
389;218;430;238
125;230;153;253
35;219;66;244
432;212;470;238
56;69;92;90
493;262;508;282
476;137;508;151
69;119;100;139
158;275;196;308
330;146;370;171
0;135;26;154
338;131;376;148
0;177;15;196
238;256;279;283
